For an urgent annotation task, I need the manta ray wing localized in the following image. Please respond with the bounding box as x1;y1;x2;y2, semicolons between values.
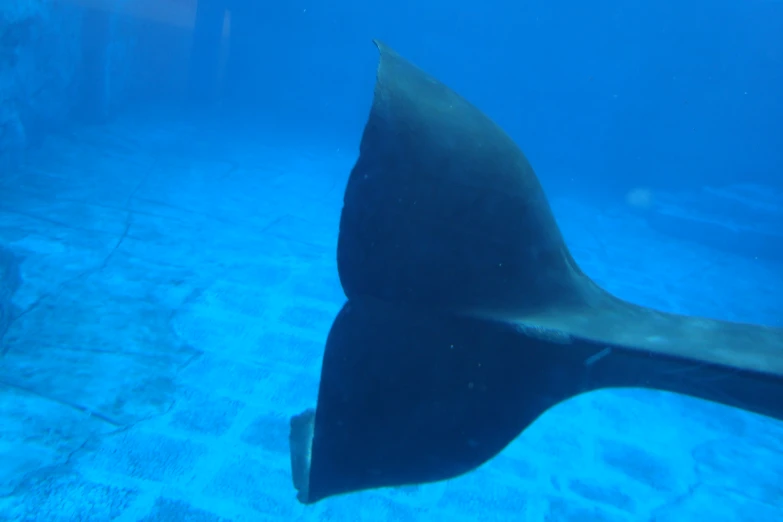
289;40;783;504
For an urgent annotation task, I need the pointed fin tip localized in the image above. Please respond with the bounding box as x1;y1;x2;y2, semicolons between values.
372;39;397;58
289;408;316;504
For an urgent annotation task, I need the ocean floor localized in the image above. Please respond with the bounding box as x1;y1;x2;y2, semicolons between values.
0;113;781;521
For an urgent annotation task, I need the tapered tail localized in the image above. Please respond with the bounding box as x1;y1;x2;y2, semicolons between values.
290;297;783;504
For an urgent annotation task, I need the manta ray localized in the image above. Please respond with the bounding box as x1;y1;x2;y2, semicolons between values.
288;40;783;504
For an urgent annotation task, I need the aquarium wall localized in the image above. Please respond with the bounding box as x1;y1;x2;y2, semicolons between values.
0;0;195;172
208;0;783;201
1;0;781;201
0;1;80;170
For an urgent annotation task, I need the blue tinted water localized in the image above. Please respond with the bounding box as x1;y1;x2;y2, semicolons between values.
0;1;781;521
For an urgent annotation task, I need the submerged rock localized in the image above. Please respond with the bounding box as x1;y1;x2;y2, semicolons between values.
642;184;783;262
0;245;20;343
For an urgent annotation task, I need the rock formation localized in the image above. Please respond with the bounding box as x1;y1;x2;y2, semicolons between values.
0;246;20;345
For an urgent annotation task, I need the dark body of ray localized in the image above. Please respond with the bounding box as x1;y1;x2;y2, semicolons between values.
288;40;783;505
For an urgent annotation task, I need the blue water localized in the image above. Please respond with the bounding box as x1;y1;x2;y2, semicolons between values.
0;1;781;521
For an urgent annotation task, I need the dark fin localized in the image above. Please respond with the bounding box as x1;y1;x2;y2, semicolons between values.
337;40;597;314
291;39;783;503
294;298;783;503
337;39;783;378
295;297;589;504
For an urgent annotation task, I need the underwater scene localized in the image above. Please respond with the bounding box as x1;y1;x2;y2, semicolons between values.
0;0;781;520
